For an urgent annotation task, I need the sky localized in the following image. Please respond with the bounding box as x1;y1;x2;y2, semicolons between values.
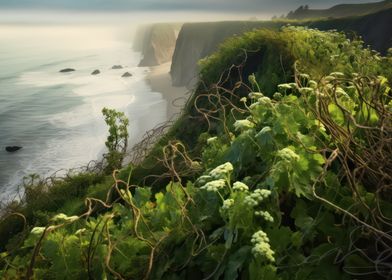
0;0;383;13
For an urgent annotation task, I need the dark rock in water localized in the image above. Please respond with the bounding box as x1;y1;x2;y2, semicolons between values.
5;146;22;153
112;65;123;69
59;68;75;73
91;69;101;75
121;72;133;78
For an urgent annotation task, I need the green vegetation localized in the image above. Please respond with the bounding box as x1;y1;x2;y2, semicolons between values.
1;27;391;279
102;107;129;171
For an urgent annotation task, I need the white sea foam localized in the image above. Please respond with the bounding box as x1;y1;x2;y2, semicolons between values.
0;24;168;201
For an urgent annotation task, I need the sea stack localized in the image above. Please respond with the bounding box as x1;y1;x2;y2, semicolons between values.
5;146;22;153
91;69;101;75
112;65;123;69
59;68;75;73
121;72;132;78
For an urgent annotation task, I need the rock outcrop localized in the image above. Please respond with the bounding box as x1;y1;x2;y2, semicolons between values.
136;23;181;67
112;65;123;69
59;68;75;73
91;69;100;75
5;146;22;153
121;72;132;78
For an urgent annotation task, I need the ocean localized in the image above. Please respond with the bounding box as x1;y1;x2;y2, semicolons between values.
0;24;167;202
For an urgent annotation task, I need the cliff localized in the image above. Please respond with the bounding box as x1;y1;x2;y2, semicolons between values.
1;25;392;279
171;9;392;88
170;21;284;88
135;23;181;67
287;0;392;19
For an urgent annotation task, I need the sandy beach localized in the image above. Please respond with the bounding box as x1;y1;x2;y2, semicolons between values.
145;62;189;121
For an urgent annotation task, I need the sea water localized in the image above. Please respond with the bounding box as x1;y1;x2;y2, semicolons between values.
0;24;167;202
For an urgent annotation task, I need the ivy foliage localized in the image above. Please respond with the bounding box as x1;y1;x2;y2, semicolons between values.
1;27;392;279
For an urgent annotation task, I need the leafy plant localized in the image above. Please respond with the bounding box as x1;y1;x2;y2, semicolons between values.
102;108;129;171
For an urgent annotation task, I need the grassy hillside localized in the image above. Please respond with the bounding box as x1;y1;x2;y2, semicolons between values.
1;27;392;279
287;0;392;19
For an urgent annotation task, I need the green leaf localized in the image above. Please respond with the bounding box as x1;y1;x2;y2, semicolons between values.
134;187;151;208
328;103;345;125
224;246;251;280
224;228;234;249
256;126;274;148
266;226;292;253
249;262;280;280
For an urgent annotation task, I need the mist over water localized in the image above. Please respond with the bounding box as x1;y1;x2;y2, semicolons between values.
0;22;167;202
0;10;272;25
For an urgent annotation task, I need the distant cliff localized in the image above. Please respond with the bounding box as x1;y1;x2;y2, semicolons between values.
135;23;181;67
287;0;392;20
171;9;392;88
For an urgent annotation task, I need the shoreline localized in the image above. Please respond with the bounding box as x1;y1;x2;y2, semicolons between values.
145;62;189;121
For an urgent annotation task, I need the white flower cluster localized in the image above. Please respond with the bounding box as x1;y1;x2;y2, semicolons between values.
251;230;275;262
52;213;78;223
335;87;349;98
191;161;202;170
207;136;218;145
277;148;300;163
200;179;226;192
299;73;310;80
273;92;283;100
330;72;345;77
256;126;272;137
248;92;264;99
255;211;274;222
196;175;212;186
31;227;46;236
278;83;297;92
249;95;273;110
278;83;292;91
221;199;235;211
299;87;314;95
244;196;259;207
198;162;234;190
75;228;87;235
308;80;318;89
209;162;233;179
248;74;257;85
257;96;272;106
233;181;249;192
234;119;255;131
244;189;272;207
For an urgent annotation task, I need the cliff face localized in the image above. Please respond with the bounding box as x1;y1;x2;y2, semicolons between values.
287;0;392;20
171;9;392;88
136;23;181;67
170;21;284;88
